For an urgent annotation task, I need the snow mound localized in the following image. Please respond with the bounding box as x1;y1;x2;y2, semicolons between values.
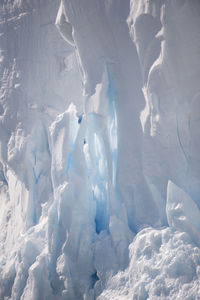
98;227;200;300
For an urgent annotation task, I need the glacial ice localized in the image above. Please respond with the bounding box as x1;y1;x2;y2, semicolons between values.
167;181;200;248
0;0;200;299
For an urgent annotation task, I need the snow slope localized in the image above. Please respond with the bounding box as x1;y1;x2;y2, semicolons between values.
0;0;200;299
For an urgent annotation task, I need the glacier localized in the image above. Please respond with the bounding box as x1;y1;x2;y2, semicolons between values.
0;0;200;299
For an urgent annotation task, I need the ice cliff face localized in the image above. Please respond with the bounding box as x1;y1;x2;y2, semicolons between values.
0;0;200;299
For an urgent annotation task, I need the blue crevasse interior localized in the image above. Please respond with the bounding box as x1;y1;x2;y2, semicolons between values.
85;116;109;234
84;67;120;234
107;68;118;188
107;66;121;215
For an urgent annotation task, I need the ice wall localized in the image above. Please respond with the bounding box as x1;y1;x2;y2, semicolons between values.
0;0;200;299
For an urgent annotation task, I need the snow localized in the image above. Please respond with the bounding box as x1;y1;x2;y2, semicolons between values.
98;227;200;300
0;0;200;299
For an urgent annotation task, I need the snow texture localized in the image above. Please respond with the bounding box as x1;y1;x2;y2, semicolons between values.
0;0;200;299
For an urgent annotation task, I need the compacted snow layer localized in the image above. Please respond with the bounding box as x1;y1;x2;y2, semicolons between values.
0;0;200;299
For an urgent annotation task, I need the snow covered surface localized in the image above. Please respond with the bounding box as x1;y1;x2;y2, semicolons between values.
99;227;200;300
0;0;200;299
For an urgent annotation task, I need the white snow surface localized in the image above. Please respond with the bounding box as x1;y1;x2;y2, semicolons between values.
0;0;200;299
98;227;200;300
